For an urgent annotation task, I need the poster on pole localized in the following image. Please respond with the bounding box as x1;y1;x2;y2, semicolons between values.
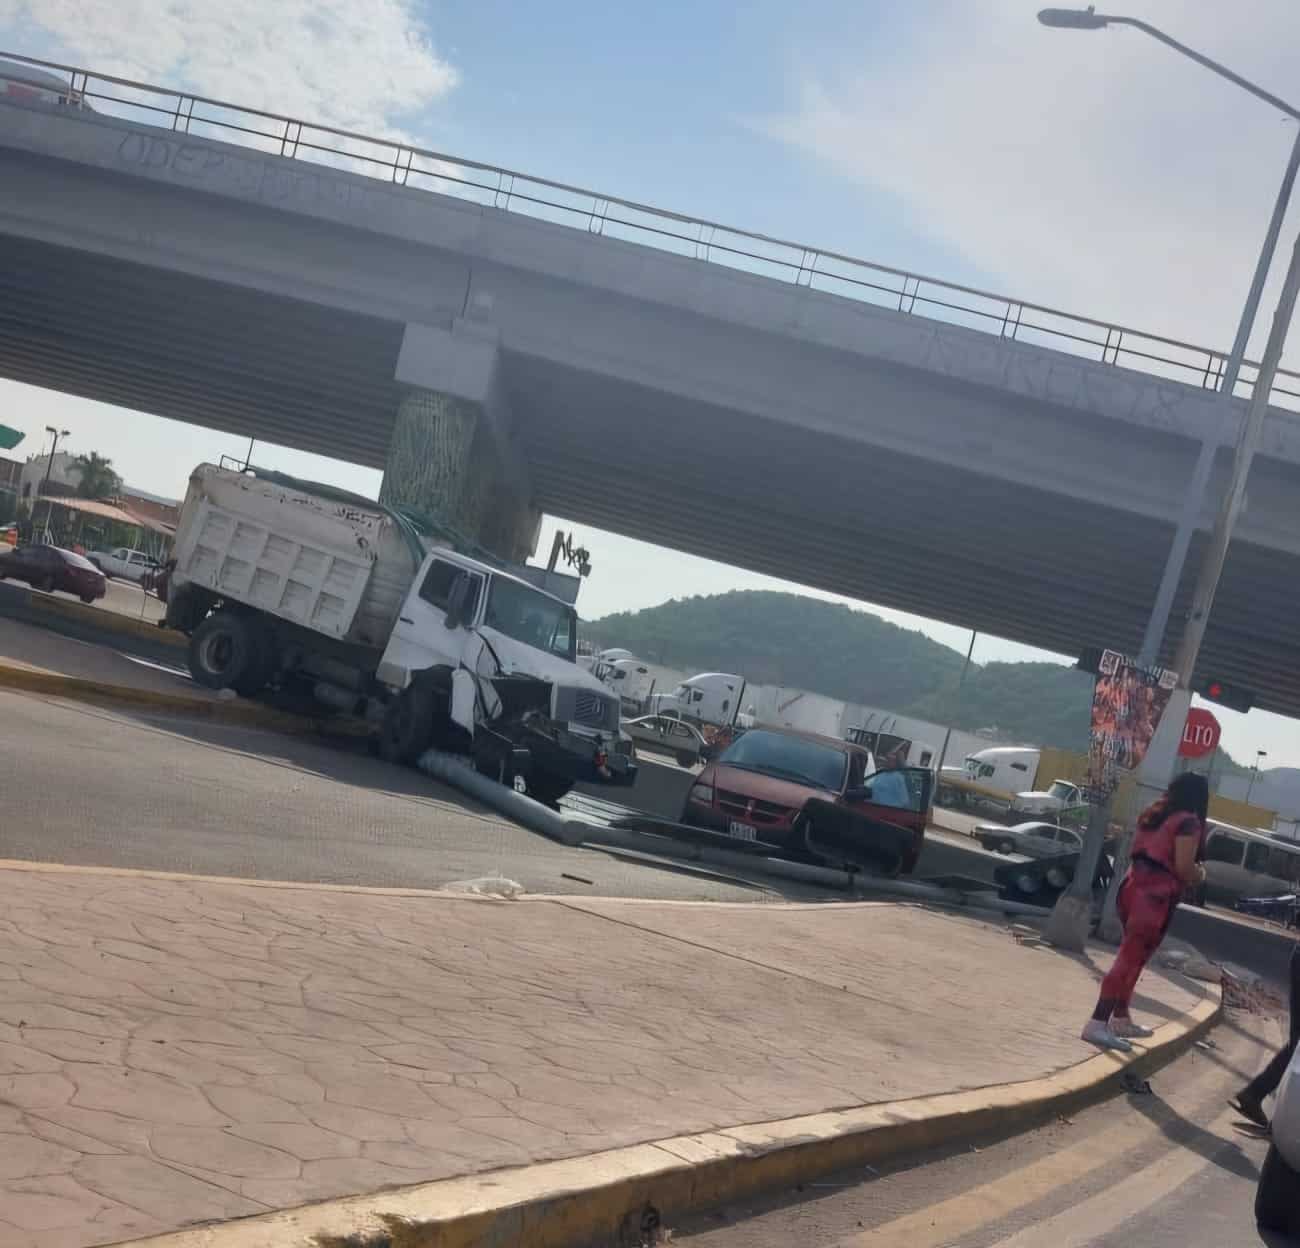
1087;650;1178;799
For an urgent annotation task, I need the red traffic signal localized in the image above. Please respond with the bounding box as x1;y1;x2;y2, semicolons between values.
1196;678;1254;714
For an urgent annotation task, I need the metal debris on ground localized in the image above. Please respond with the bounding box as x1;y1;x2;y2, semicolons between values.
1009;922;1045;947
561;872;594;885
1222;965;1286;1015
440;875;525;898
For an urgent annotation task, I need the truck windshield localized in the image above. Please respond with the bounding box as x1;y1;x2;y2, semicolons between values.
484;577;576;661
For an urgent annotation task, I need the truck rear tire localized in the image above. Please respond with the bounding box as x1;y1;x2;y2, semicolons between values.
379;685;435;766
188;611;268;694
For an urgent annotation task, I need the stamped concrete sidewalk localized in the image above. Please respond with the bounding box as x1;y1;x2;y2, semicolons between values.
0;863;1210;1248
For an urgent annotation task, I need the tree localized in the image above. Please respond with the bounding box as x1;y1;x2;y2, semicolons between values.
73;452;123;500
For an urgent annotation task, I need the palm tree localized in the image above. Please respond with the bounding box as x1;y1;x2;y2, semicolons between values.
73;452;123;500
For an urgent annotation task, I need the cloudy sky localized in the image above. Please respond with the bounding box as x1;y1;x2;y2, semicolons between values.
0;1;1297;763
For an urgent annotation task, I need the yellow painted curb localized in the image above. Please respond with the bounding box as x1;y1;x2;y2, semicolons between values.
22;590;188;648
116;989;1221;1248
0;662;368;739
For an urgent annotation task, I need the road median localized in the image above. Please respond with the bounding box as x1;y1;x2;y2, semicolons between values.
0;657;367;737
0;579;187;648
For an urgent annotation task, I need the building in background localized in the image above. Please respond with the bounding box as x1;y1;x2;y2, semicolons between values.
117;485;179;534
19;449;78;503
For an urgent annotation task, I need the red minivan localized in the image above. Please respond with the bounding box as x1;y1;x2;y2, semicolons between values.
680;726;932;875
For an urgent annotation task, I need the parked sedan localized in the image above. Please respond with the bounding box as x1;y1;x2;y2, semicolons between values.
0;543;106;603
681;726;932;874
974;820;1082;858
622;714;711;767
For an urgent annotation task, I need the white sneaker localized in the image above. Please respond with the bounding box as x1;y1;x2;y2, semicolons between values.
1082;1019;1133;1052
1110;1017;1154;1039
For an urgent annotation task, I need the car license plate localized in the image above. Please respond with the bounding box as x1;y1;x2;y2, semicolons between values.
728;820;757;842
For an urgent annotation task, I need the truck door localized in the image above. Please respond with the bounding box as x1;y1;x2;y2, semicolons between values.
381;556;482;686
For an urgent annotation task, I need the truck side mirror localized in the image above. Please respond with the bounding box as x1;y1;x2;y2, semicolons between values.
445;574;470;629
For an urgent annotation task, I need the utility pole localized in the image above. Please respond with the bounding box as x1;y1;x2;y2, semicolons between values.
1247;750;1268;806
934;630;978;781
39;426;69;543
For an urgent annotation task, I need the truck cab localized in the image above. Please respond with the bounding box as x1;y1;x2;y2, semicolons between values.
373;547;633;800
651;673;745;727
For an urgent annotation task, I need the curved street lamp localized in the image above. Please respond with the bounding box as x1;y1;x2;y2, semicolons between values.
1037;10;1300;947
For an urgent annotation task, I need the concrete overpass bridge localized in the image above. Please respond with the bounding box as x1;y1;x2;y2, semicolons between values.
2;54;1299;714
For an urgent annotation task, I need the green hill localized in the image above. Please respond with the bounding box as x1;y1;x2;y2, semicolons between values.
585;590;1098;751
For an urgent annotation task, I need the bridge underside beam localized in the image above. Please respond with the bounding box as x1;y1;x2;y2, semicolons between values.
1;236;1297;715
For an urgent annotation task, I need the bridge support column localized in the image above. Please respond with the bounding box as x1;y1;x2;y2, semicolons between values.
381;321;539;564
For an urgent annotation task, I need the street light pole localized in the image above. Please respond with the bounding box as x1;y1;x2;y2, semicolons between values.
1037;12;1300;674
1247;750;1268;806
1138;128;1300;669
39;425;69;543
1037;9;1300;949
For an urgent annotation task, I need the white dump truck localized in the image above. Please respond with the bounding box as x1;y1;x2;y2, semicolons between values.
163;464;636;802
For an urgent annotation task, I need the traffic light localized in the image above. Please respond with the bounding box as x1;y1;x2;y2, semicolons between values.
1195;678;1255;714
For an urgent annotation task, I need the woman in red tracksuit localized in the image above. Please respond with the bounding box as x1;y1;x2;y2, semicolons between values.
1082;772;1209;1052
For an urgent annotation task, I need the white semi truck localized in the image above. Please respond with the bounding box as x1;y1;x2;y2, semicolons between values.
163;465;636;802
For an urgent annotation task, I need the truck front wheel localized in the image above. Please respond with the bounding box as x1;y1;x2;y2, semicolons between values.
379;685;435;765
188;611;272;695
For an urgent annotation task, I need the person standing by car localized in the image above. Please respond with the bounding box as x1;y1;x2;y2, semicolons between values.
1231;940;1300;1130
1081;772;1209;1052
867;746;913;809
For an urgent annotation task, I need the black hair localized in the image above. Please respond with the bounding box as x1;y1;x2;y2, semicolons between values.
1165;771;1210;824
1137;770;1210;830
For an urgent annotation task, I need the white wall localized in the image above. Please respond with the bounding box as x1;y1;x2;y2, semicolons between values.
741;687;1014;767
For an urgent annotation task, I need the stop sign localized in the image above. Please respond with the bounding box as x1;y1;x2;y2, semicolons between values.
1179;707;1221;758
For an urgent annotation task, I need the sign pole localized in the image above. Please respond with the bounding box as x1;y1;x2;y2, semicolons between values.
1047;651;1178;952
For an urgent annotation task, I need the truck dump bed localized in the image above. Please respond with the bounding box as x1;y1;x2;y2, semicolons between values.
172;465;420;650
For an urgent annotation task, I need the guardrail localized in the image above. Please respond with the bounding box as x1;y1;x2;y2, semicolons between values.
4;49;1300;411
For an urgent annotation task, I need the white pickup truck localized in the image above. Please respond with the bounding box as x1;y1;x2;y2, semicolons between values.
163;464;636;802
88;546;160;584
1008;779;1086;819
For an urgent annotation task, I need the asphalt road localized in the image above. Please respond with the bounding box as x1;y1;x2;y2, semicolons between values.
0;688;822;903
671;1011;1291;1247
0;602;1292;981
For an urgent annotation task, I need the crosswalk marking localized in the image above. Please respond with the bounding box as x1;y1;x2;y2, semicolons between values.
983;1107;1239;1247
833;1059;1241;1247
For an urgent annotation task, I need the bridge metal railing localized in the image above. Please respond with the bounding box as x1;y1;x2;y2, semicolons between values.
4;49;1300;413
